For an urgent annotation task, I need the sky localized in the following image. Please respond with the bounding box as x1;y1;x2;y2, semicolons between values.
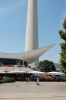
0;0;66;63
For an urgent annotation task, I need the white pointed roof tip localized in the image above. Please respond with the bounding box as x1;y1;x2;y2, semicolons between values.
25;44;55;53
20;44;55;63
47;44;55;47
43;44;55;49
39;44;55;50
23;44;55;55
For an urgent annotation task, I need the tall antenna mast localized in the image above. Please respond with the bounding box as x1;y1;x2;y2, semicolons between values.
25;0;39;69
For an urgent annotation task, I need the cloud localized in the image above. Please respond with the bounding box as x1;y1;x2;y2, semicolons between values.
0;0;26;16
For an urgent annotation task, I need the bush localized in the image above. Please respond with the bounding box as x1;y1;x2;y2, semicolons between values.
0;77;15;83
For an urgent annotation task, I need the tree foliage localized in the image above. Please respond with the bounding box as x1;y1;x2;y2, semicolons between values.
59;18;66;73
39;60;56;72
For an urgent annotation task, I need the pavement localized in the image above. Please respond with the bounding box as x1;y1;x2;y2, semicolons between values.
0;82;66;100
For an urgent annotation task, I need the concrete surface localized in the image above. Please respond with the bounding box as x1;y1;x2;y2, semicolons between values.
0;82;66;100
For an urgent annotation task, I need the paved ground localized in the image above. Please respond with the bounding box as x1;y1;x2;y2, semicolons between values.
0;81;66;100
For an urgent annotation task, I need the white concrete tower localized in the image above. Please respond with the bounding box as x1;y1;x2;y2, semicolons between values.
25;0;39;69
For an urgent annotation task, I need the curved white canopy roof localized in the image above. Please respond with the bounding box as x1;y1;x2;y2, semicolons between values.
0;44;54;64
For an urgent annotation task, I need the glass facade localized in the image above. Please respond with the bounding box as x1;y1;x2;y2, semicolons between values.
0;58;28;67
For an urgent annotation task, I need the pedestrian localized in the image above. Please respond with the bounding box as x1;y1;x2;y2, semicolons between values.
36;76;40;85
26;77;29;83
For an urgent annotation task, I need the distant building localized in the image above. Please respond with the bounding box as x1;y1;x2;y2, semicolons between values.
54;63;61;71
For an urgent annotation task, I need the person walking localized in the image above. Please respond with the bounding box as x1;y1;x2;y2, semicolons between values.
36;76;40;85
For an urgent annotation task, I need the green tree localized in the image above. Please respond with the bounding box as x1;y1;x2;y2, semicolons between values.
39;60;56;72
59;18;66;73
